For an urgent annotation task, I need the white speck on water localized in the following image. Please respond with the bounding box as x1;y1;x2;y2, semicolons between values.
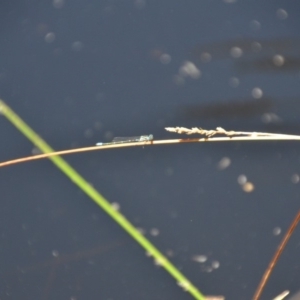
261;113;281;124
160;53;171;64
251;42;262;53
71;41;84;52
277;8;288;20
230;47;243;58
192;255;207;263
45;32;56;43
212;260;220;269
150;228;160;236
134;0;146;9
177;280;191;291
53;0;65;9
200;52;212;63
217;157;231;170
273;54;285;67
229;77;240;87
242;182;255;193
273;227;281;236
31;147;42;155
111;202;120;211
179;61;201;79
237;174;247;185
145;251;152;257
251;87;263;99
249;20;261;31
291;174;300;184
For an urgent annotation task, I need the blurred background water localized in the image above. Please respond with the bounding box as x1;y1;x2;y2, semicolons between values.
1;1;300;299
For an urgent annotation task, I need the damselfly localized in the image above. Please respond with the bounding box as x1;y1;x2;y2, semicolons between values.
96;134;153;146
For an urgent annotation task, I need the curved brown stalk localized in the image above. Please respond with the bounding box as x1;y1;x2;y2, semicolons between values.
253;210;300;300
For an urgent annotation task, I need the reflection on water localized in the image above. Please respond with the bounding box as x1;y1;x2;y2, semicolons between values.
190;37;300;75
236;56;300;73
182;37;300;131
190;37;300;62
180;98;273;119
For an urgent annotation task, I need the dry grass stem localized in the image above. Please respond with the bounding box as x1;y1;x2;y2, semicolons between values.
253;210;300;300
1;126;300;169
165;126;296;138
272;290;290;300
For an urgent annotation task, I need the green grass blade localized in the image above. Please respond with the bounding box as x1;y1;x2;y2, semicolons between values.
0;99;205;300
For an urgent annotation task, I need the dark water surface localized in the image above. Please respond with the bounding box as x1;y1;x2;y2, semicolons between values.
1;1;300;299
